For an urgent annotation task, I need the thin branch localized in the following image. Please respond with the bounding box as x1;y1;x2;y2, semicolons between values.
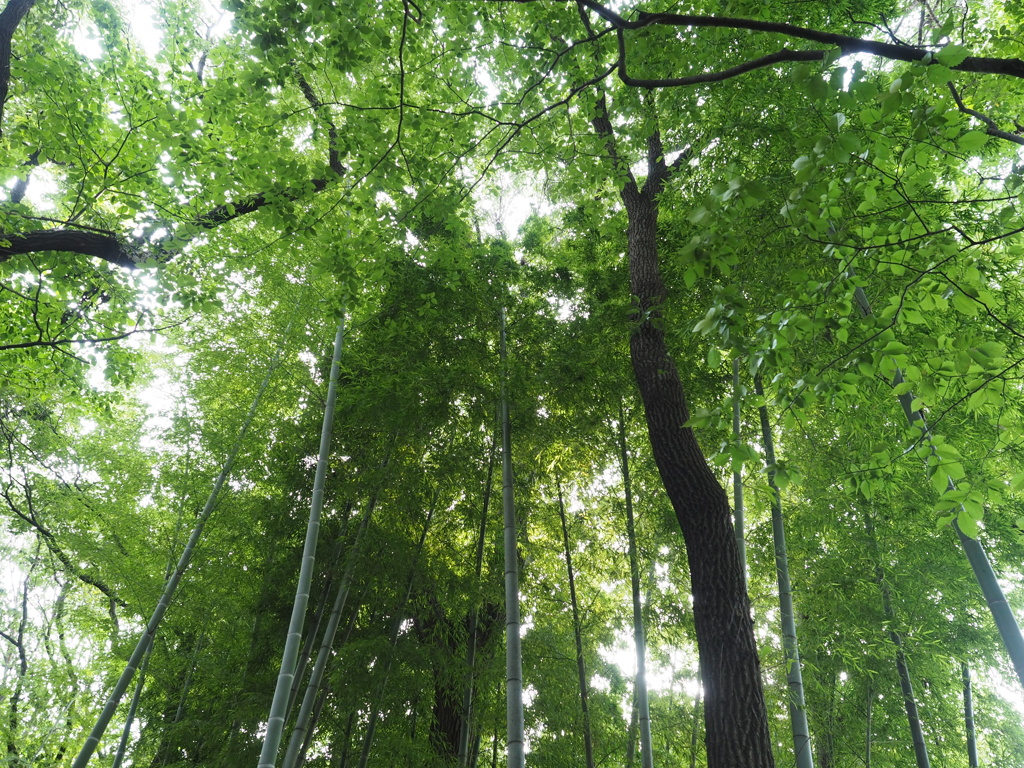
0;483;126;607
620;46;827;88
0;322;182;352
947;82;1024;146
293;65;346;176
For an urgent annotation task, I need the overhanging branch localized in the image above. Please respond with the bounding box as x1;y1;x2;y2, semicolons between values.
576;0;1024;79
0;176;337;269
947;82;1024;146
619;47;827;88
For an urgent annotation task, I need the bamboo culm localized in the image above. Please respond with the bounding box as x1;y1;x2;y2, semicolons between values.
500;306;525;768
754;375;814;768
863;508;930;768
282;488;385;768
458;435;497;768
851;282;1024;687
556;477;596;768
257;317;347;768
72;314;295;768
962;662;978;768
618;407;653;768
355;504;435;768
732;358;747;583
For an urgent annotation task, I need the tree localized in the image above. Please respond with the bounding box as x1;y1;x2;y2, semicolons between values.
3;1;1024;767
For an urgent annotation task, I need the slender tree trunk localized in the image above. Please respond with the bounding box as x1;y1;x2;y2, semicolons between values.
458;435;497;768
732;359;747;584
850;282;1024;687
331;712;355;768
286;533;347;722
500;305;525;768
689;687;702;768
815;673;836;768
5;549;36;762
110;638;154;768
863;510;930;768
754;375;814;768
73;313;297;768
617;408;653;768
356;504;435;768
962;662;978;768
258;317;347;768
865;687;872;768
555;477;596;768
283;483;389;768
618;696;634;768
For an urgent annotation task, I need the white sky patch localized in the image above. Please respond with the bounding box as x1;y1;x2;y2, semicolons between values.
12;164;60;211
72;20;103;59
126;1;163;58
475;172;548;239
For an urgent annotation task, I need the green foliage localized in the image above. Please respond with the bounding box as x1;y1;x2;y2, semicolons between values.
3;0;1024;766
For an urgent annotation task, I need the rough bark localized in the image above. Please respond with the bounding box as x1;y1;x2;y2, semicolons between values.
582;61;773;758
624;182;772;766
590;106;773;763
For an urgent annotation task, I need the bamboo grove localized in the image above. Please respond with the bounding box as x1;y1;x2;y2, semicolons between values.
2;0;1024;766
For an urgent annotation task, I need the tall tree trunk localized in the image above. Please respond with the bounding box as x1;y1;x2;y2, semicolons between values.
258;317;347;768
586;71;773;761
962;662;978;768
617;155;773;768
863;509;930;768
458;434;497;768
617;409;653;768
754;375;814;768
500;305;525;768
555;477;596;768
732;359;747;584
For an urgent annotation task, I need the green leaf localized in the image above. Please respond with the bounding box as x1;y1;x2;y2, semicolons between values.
935;44;970;67
925;64;954;85
958;131;988;152
957;512;980;538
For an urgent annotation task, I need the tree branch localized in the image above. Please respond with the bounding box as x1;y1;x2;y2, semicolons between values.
0;322;182;352
0;176;336;268
620;46;828;88
293;65;347;176
0;229;136;268
575;0;1024;79
946;82;1024;146
0;482;126;607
